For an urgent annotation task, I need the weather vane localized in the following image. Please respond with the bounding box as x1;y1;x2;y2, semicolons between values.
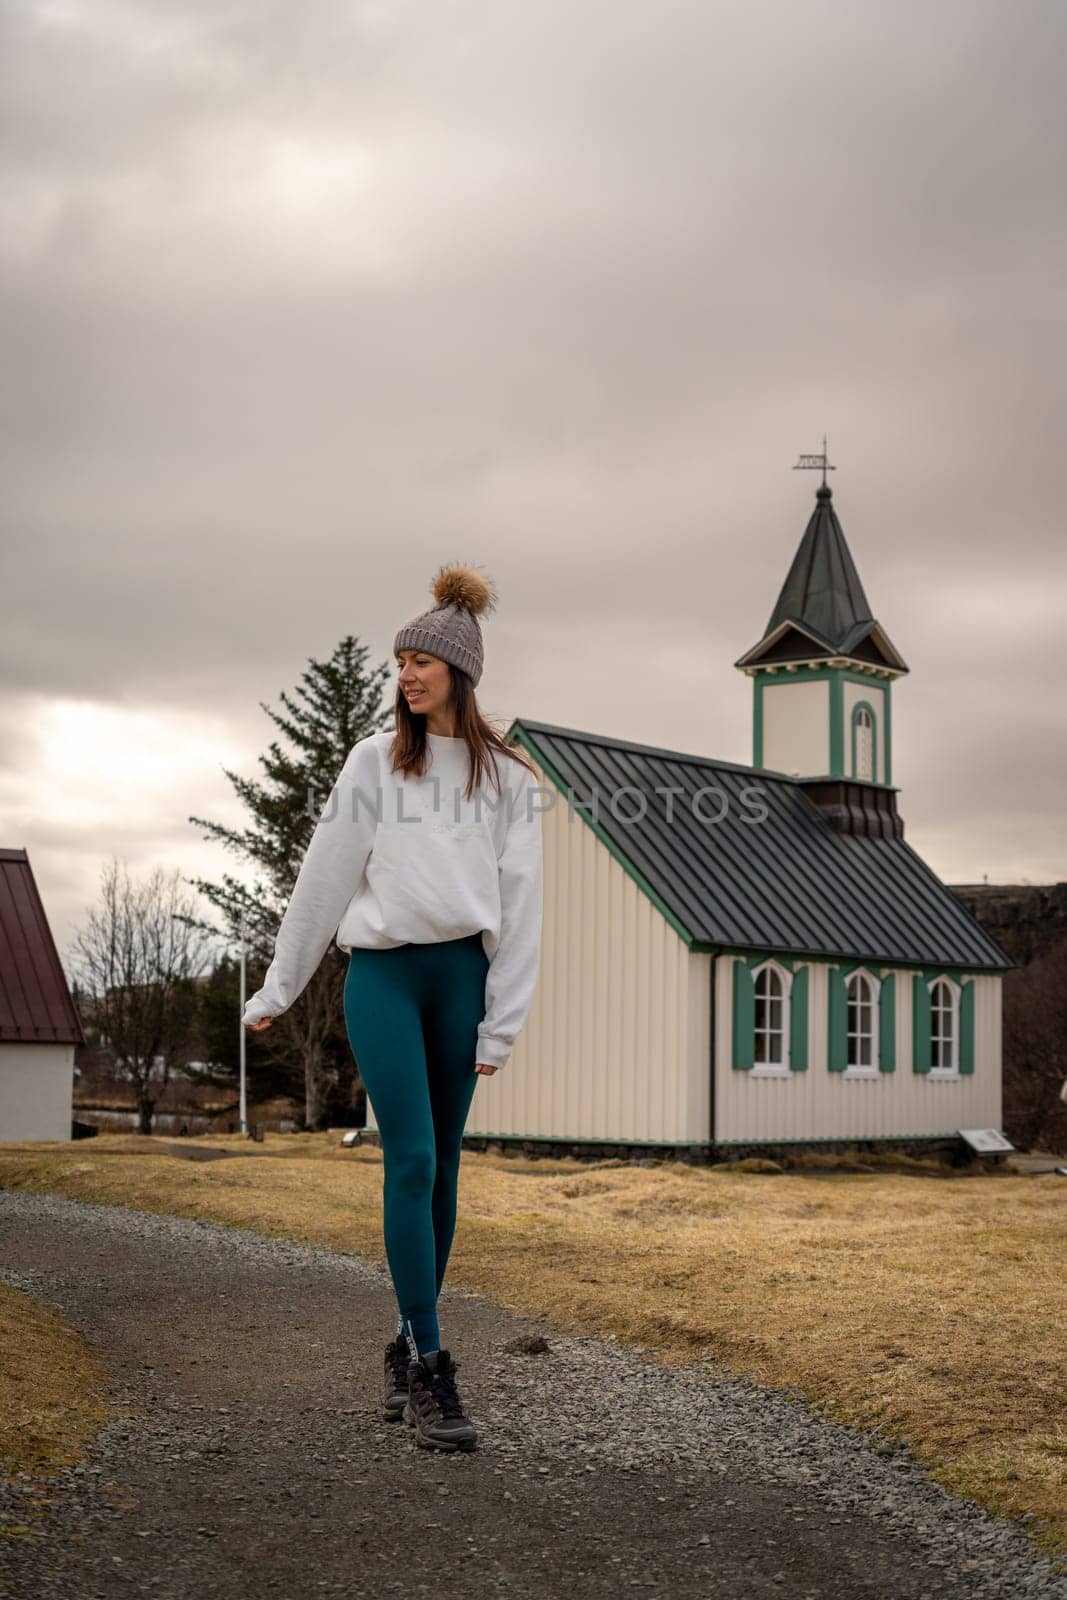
793;434;836;488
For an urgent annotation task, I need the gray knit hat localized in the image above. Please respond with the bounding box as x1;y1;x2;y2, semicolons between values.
393;562;497;687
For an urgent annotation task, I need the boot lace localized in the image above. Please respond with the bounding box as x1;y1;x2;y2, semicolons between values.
388;1338;411;1389
428;1355;467;1420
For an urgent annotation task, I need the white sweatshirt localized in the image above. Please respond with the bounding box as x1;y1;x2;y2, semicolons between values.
241;731;544;1070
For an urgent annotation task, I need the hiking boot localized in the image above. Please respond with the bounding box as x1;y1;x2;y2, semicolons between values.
403;1349;478;1451
383;1333;412;1422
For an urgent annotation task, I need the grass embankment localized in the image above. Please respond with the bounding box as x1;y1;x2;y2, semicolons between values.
1;1133;1064;1561
0;1281;112;1536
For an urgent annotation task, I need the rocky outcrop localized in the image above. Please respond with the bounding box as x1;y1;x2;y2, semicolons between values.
949;883;1067;1155
949;882;1067;967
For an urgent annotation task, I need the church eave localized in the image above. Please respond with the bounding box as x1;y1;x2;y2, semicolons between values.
736;617;908;678
831;618;909;674
733;617;835;669
738;656;901;680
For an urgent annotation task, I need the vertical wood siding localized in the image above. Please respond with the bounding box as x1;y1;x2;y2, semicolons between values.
713;955;1003;1143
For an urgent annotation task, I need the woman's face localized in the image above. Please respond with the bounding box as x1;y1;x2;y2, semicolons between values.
396;649;452;722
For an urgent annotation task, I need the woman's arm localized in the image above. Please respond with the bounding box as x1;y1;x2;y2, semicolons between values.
475;764;544;1070
243;738;380;1027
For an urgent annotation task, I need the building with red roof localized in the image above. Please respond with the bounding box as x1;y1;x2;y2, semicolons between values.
0;848;84;1140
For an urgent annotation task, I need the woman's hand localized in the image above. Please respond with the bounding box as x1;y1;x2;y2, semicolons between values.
474;1061;498;1075
245;1016;275;1033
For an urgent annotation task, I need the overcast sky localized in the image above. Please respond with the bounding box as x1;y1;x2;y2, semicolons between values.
2;0;1065;963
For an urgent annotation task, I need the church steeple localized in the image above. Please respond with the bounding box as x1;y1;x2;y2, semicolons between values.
762;482;876;653
736;470;908;789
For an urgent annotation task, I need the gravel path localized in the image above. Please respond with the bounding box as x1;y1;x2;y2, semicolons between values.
0;1190;1063;1600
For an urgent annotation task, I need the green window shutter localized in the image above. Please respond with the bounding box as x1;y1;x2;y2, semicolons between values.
732;959;755;1070
912;974;932;1073
878;973;896;1071
827;967;848;1070
790;966;809;1070
959;979;975;1074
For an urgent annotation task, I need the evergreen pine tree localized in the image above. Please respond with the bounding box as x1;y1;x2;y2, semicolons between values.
187;635;394;1129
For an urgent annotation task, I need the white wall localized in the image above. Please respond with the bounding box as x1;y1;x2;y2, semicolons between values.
0;1044;75;1141
761;678;829;776
713;955;1003;1144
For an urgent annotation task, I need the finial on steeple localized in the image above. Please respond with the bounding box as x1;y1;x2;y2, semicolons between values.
793;434;836;490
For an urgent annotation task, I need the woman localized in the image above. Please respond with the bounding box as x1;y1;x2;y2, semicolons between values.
242;563;544;1454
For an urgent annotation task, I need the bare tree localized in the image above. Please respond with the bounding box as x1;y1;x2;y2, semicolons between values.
71;859;215;1134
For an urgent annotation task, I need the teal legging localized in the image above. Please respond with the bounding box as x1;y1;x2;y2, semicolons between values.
343;932;489;1357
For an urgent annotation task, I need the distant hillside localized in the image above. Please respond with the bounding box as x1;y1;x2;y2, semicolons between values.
950;882;1067;966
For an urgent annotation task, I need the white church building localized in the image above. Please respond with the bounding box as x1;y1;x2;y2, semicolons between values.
459;478;1014;1155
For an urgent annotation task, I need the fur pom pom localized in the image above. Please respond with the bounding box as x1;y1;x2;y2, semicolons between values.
431;562;497;616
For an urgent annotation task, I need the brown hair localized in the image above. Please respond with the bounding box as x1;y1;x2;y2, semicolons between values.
388;663;537;801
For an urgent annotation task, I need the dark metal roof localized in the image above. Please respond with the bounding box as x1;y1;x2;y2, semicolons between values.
0;848;86;1045
766;483;873;646
509;721;1015;973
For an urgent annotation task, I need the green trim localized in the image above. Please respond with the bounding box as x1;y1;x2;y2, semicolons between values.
744;953;796;973
754;675;763;767
912;974;932;1072
829;672;844;777
714;1132;964;1147
709;951;717;1144
959;979;975;1074
710;946;998;980
789;965;809;1071
850;699;879;783
509;727;695;951
878;972;896;1072
884;682;893;785
732;958;755;1070
457;1131;716;1148
828;965;848;1070
459;1130;968;1150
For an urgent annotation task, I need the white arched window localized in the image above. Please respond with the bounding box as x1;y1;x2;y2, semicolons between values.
855;705;874;780
846;970;876;1068
753;963;789;1068
930;978;957;1072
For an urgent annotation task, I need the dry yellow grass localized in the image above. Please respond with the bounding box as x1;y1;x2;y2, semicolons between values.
0;1281;113;1536
1;1132;1064;1559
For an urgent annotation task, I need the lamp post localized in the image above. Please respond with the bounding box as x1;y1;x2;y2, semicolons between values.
237;918;248;1136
